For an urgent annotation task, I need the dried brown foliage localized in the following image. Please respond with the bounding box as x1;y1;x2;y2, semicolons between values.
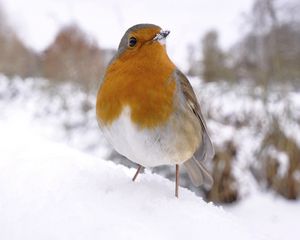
41;25;110;92
259;120;300;199
0;7;38;78
206;141;239;203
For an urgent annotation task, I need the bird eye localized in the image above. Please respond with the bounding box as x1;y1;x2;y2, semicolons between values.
128;37;137;47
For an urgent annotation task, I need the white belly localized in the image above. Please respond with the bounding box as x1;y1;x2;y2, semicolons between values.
100;107;179;167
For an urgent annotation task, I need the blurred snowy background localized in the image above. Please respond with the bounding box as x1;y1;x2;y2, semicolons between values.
0;0;299;239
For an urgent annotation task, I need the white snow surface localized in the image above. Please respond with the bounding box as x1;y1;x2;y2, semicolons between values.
226;193;300;240
0;105;257;240
1;76;299;240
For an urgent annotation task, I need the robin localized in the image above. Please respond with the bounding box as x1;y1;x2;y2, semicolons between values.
96;24;214;197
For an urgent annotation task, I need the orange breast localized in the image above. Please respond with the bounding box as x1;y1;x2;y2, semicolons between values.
96;43;176;129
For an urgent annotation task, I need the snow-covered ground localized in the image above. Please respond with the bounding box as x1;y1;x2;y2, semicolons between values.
0;75;299;240
227;193;300;240
0;86;256;240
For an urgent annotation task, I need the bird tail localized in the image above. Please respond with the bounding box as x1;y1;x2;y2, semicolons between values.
183;157;213;188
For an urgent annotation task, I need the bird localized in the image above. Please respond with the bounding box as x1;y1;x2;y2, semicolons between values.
96;24;214;197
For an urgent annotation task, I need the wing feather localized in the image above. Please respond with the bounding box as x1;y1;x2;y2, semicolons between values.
174;69;214;187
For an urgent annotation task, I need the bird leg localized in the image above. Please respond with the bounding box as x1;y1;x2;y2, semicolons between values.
132;165;143;181
175;164;179;198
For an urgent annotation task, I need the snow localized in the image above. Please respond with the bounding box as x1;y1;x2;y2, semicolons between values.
190;79;300;196
267;147;289;178
226;193;300;240
1;76;299;240
0;102;256;240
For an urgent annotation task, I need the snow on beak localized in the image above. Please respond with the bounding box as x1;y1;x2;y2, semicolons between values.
153;30;170;44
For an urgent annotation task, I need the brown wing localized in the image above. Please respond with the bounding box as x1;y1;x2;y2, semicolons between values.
174;69;214;187
175;69;214;161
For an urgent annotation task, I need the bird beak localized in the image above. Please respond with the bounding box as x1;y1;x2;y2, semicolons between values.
153;30;170;42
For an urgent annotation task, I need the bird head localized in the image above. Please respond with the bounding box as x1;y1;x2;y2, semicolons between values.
115;24;170;60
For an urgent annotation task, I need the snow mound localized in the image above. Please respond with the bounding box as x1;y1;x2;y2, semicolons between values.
228;193;300;240
0;116;259;240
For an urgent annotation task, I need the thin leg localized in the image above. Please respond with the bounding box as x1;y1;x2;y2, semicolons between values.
132;165;143;182
175;164;179;198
